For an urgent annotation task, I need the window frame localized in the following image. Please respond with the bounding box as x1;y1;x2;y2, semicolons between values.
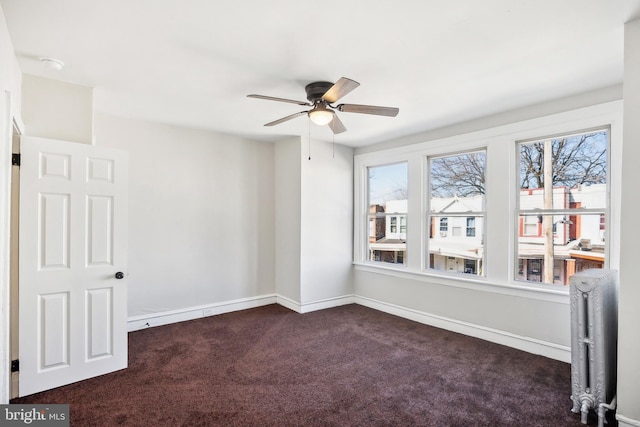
426;148;487;277
353;100;622;301
363;160;409;267
514;127;611;286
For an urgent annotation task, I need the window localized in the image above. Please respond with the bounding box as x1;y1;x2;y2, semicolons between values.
367;162;408;265
439;218;448;234
428;150;486;276
522;214;539;236
466;217;476;237
354;102;619;298
516;129;608;286
390;217;397;233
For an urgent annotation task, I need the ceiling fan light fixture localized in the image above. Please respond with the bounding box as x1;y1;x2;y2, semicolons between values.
308;108;334;126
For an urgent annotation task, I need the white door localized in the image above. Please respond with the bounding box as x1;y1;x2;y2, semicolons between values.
18;136;128;397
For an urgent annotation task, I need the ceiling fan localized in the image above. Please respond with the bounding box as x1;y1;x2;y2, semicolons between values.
247;77;399;134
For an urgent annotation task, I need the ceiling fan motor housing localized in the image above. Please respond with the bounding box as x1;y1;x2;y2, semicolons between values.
305;81;334;102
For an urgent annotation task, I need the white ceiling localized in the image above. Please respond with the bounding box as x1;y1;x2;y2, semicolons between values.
2;1;640;148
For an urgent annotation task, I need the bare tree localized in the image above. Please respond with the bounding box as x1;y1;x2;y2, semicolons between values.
429;132;606;197
430;152;486;197
520;132;607;190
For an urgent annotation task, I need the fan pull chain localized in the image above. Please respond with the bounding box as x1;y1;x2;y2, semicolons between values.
308;118;311;160
332;133;335;159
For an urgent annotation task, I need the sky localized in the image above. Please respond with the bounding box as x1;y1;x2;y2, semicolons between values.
368;162;408;205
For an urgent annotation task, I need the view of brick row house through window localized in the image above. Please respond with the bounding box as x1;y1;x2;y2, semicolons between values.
517;185;605;284
366;129;608;286
368;184;605;284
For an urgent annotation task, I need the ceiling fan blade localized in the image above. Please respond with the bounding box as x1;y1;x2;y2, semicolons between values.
321;77;360;103
264;111;308;126
337;103;399;117
247;94;311;106
328;114;347;134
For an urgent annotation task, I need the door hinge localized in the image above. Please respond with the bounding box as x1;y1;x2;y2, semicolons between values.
11;359;19;373
11;153;20;166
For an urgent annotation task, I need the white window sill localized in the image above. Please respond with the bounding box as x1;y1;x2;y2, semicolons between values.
353;262;570;304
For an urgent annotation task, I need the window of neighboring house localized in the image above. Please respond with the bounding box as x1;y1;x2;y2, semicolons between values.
428;150;486;276
466;217;476;237
464;259;477;274
367;162;408;265
516;129;608;286
522;214;539;236
439;217;448;234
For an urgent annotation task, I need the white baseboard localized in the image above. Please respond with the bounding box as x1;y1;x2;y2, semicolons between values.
127;294;277;332
127;293;354;331
354;295;571;363
276;294;355;313
275;295;301;313
617;414;640;427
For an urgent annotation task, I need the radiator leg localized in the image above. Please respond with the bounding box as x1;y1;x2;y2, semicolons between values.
581;401;589;424
598;395;617;427
580;394;595;425
571;395;581;413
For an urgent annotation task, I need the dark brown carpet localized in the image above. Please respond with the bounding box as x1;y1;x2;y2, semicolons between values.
14;304;606;426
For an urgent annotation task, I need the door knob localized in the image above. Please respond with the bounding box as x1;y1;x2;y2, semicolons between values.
115;272;124;279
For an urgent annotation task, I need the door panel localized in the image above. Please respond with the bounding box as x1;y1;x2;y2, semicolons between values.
40;193;70;268
39;292;69;369
19;136;128;397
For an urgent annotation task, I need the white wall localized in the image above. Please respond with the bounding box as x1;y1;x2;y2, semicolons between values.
300;137;354;307
94;114;275;317
355;268;571;351
0;2;21;404
22;74;92;144
617;18;640;427
275;138;302;305
0;5;20;117
275;136;354;312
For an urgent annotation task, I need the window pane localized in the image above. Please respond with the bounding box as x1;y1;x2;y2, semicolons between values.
519;131;607;209
367;162;408;265
516;213;605;285
428;151;486;276
517;130;607;286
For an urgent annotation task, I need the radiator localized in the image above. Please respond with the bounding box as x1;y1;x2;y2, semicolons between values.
570;269;618;426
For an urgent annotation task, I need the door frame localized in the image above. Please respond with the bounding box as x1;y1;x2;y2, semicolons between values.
8;130;20;399
1;90;24;404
